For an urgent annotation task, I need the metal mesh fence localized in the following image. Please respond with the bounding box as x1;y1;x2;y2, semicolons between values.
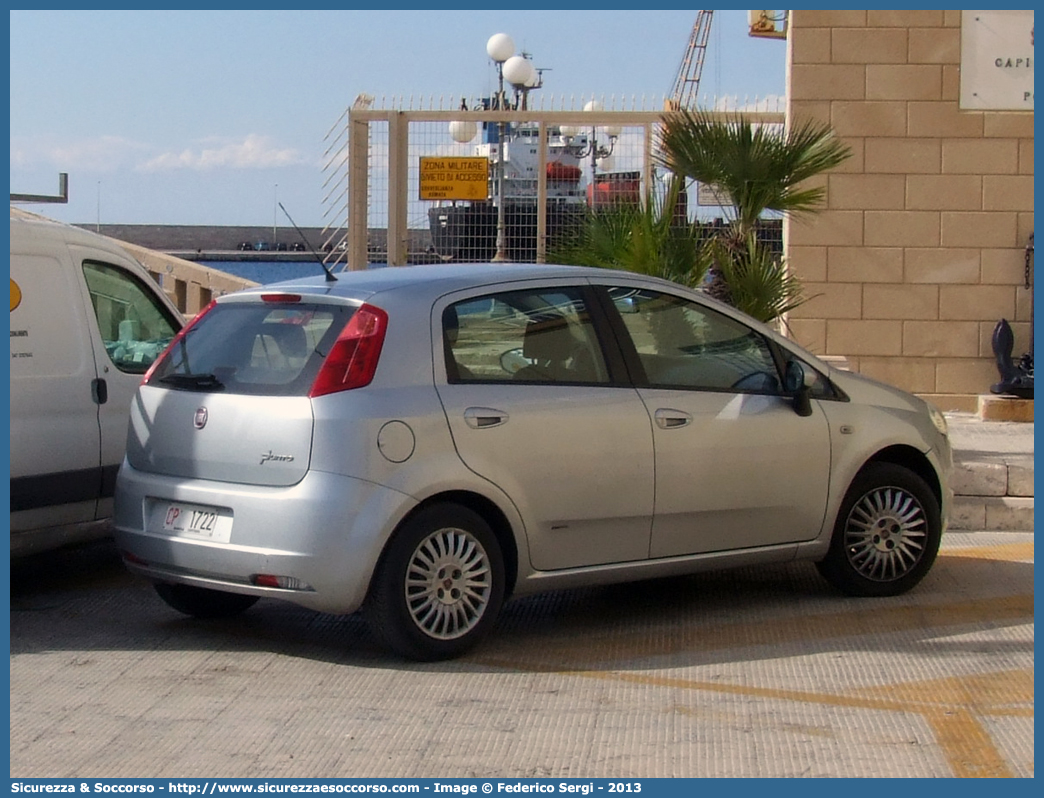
324;97;785;269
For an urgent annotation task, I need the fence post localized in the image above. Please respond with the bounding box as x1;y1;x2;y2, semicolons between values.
347;111;369;271
387;112;409;266
536;121;549;263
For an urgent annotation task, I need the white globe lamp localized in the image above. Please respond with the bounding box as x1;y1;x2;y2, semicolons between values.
503;55;534;87
486;33;514;63
449;120;478;143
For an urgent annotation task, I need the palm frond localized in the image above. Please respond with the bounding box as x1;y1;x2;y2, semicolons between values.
550;178;709;289
655;110;851;235
710;236;807;323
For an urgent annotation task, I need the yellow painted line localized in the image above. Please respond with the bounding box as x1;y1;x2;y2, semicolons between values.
482;593;1034;669
523;667;1030;719
863;668;1033;779
942;541;1034;561
473;542;1035;776
863;667;1034;714
583;669;1028;778
472;663;1032;778
923;706;1014;778
985;708;1034;717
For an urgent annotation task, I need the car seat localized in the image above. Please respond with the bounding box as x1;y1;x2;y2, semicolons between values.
514;315;577;382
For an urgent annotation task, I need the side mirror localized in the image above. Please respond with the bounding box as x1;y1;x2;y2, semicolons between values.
785;361;816;417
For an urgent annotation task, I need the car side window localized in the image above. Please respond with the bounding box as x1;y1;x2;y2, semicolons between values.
82;260;180;374
444;288;609;385
608;286;781;393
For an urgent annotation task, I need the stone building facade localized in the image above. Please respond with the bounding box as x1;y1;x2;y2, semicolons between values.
783;10;1034;411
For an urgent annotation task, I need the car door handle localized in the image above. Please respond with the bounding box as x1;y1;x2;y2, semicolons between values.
654;408;691;429
91;378;108;405
463;407;509;429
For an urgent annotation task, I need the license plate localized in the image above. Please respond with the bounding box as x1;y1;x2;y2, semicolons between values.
161;502;232;543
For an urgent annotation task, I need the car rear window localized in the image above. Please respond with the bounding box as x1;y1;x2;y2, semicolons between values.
150;302;353;396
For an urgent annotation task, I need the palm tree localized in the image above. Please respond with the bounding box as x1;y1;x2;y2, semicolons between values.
656;111;850;320
657;110;852;239
550;175;710;290
708;234;807;324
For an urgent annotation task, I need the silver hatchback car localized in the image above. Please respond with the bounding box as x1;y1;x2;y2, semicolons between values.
114;263;952;660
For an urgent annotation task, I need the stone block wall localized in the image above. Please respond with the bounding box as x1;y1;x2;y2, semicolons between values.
784;10;1034;411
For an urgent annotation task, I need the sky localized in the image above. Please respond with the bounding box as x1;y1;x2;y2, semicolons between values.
9;8;788;229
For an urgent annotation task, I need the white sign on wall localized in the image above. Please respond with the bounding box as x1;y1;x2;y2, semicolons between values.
960;10;1034;110
696;183;728;207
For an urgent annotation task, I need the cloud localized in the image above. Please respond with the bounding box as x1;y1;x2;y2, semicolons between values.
137;134;305;172
10;135;150;173
711;94;786;113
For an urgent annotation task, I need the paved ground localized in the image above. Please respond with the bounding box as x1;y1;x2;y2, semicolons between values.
10;528;1033;779
946;412;1033;460
944;412;1033;531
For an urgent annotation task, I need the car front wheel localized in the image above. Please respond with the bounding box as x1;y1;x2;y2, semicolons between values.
816;462;942;597
367;503;505;661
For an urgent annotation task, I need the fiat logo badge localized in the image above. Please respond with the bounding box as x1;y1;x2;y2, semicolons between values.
193;407;209;430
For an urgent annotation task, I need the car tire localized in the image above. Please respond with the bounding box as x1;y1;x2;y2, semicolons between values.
816;462;942;597
154;583;259;619
367;503;506;661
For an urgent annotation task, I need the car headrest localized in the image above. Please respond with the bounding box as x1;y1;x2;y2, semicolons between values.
257;322;308;360
522;315;574;362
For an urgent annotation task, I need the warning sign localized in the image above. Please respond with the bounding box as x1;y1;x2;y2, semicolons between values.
419;157;489;201
697;182;728;207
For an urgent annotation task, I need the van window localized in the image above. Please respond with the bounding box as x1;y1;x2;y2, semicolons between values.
82;261;180;374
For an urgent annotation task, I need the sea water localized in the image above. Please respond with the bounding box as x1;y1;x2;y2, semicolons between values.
199;260;369;286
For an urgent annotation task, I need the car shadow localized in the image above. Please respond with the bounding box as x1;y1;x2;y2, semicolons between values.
9;538;1034;674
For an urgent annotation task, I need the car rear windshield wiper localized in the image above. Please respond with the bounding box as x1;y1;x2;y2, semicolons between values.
157;372;226;391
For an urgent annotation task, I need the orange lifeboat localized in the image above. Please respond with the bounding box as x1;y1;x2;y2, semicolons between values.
546;161;582;182
587;171;641;207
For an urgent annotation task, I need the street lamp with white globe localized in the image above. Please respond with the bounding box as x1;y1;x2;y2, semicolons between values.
447;35;545;262
448;120;478;144
562;100;621;207
485;33;518;261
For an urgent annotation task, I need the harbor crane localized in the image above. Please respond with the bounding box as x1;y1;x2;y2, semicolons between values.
665;10;713;111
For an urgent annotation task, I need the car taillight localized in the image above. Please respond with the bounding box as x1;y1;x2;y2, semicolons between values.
140;299;218;386
309;303;388;397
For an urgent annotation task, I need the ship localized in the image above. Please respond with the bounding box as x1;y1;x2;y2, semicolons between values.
427;95;640;262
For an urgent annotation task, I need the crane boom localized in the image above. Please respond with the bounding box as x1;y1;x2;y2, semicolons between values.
666;10;713;111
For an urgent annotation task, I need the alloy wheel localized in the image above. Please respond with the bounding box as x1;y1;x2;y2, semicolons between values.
843;486;927;582
404;526;492;640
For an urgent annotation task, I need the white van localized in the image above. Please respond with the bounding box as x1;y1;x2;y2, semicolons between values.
10;211;183;555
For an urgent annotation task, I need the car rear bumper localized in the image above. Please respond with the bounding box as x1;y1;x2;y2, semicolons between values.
113;462;417;614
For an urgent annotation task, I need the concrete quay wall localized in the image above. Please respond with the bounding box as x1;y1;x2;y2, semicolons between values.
75;224;433;257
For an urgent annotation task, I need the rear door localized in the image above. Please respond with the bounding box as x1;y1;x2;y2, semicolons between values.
126;298;350;487
72;250;181;511
434;282;655;571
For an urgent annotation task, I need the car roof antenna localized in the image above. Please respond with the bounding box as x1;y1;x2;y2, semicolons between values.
279;202;337;282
